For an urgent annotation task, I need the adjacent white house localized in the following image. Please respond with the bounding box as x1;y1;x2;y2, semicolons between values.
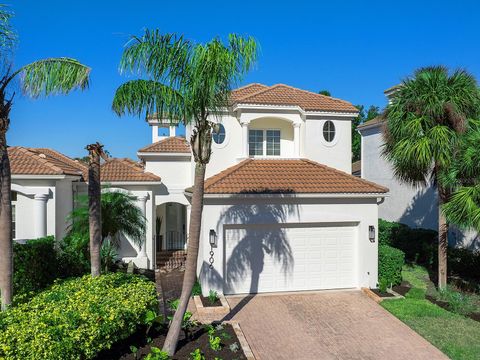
358;87;479;249
10;83;389;295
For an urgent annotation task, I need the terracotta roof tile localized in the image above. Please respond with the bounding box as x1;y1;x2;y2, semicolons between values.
357;115;385;130
100;158;161;182
138;137;190;153
9;147;86;177
231;84;358;113
201;159;388;194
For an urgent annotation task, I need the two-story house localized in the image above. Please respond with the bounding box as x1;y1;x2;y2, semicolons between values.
10;83;388;295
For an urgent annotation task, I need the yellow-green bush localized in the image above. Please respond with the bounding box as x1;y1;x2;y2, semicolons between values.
0;273;157;360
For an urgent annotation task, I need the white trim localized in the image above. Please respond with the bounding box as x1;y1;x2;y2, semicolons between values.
11;174;80;180
320;120;339;147
137;152;191;158
11;183;50;197
233;103;358;119
357;121;384;132
101;181;161;186
185;191;388;199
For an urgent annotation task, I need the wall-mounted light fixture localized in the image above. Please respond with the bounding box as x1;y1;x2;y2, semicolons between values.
209;229;217;248
368;225;375;243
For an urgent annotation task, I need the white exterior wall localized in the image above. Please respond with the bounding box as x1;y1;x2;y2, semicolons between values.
360;124;479;249
304;117;353;173
144;158;191;189
55;179;75;240
198;196;379;295
360;125;438;230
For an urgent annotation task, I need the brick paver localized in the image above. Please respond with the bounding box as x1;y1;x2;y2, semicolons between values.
226;291;448;360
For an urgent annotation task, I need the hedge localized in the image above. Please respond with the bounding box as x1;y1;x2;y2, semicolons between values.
378;244;405;289
0;273;158;360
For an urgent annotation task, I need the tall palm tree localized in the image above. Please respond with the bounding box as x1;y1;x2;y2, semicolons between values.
67;190;146;254
0;5;90;310
383;66;480;288
85;143;107;277
112;29;257;355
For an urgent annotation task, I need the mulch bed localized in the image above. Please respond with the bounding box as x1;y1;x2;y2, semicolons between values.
371;289;395;298
425;294;480;323
392;281;411;297
200;296;222;307
96;323;246;360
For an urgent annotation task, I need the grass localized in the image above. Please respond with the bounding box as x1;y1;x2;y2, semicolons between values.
381;265;480;360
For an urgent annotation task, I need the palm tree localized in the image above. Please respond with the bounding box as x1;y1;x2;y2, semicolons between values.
441;120;480;233
112;29;257;355
85;143;108;277
0;6;90;310
383;66;480;288
67;190;146;270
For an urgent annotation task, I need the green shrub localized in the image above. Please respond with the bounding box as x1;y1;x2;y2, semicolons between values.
0;273;158;360
378;244;405;288
448;247;480;284
379;219;437;267
13;236;58;296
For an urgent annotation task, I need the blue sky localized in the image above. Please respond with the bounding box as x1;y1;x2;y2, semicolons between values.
9;0;480;159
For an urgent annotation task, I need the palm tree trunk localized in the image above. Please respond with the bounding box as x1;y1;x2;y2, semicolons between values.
88;147;102;277
438;195;448;289
0;117;12;310
163;161;206;355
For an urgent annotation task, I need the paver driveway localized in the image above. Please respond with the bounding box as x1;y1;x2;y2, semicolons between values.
225;290;447;360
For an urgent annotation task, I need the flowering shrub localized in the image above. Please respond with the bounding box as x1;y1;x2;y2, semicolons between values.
0;273;157;360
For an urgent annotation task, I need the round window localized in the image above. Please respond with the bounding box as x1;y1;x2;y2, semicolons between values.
212;123;226;144
322;121;335;142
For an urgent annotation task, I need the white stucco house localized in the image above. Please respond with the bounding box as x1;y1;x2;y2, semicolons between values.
358;86;479;249
11;83;389;295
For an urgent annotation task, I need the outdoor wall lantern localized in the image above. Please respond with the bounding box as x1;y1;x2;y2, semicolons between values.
368;225;375;243
209;229;217;248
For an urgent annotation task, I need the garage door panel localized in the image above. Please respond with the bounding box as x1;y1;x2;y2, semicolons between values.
224;224;357;294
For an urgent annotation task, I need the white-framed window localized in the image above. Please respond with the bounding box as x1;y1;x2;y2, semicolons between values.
249;129;281;156
11;191;16;239
212;123;226;144
323;120;336;142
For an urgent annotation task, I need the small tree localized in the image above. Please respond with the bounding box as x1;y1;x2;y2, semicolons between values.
67;190;146;271
0;5;90;309
383;66;480;288
112;29;257;355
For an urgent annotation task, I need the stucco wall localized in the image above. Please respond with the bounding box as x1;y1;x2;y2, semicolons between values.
198;196;379;295
304;117;352;173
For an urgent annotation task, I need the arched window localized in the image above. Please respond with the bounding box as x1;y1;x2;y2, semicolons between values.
212;123;226;144
323;121;335;142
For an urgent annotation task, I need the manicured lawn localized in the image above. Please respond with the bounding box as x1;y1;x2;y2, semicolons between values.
382;265;480;360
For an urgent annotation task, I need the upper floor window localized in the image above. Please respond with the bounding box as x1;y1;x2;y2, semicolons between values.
323;120;335;142
249;129;280;156
212;123;226;145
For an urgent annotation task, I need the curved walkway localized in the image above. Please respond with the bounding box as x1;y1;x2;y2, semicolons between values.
225;290;448;360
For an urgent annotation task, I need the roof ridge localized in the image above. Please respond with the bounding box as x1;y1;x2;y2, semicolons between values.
204;158;253;192
300;159;388;192
272;83;355;106
232;83;268;92
34;147;88;171
234;84;280;102
22;147;65;174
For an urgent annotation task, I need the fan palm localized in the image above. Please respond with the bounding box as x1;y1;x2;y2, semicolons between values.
67;190;146;251
441;120;480;233
112;29;257;355
383;66;480;288
0;5;90;310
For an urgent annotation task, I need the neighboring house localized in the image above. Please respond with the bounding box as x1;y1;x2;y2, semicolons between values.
352;160;361;177
358;88;479;249
11;83;389;295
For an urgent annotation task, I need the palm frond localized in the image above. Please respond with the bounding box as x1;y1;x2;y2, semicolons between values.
443;185;480;232
112;79;185;122
17;57;90;98
0;4;16;52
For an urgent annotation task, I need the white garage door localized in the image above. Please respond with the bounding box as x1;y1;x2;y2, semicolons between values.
224;224;357;294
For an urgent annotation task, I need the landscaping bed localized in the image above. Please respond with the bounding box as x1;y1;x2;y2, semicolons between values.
381;265;480;360
200;295;222;307
96;323;247;360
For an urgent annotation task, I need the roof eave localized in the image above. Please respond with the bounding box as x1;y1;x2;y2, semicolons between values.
185;192;388;199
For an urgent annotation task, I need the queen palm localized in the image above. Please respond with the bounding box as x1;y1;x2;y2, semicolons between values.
383;66;480;288
0;5;90;310
112;29;257;355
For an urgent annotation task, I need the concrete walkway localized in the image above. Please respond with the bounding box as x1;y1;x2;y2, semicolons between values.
225;290;448;360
